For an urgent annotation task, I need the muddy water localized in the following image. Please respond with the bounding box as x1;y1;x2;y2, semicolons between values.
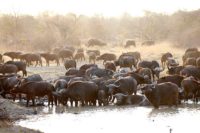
16;103;200;133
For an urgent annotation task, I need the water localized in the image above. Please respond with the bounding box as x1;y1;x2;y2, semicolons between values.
16;103;200;133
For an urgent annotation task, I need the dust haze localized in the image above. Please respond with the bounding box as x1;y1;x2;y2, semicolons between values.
0;10;200;54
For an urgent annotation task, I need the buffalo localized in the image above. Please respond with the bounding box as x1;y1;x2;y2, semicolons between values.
3;52;22;61
181;76;200;102
138;60;163;80
115;54;137;69
157;75;184;87
180;65;200;80
40;53;60;66
141;41;155;46
64;59;76;70
5;61;27;76
53;81;98;107
0;64;18;75
141;82;179;108
107;76;137;96
85;67;113;79
124;40;136;48
113;93;150;106
58;49;73;62
11;81;55;106
135;67;152;81
104;62;116;72
167;66;184;75
161;52;173;68
122;52;141;64
88;39;106;47
96;53;116;64
74;52;85;61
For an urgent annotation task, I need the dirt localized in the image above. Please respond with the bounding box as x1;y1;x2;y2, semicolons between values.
0;96;42;133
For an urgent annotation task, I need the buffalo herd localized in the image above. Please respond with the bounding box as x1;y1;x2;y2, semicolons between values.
0;46;200;109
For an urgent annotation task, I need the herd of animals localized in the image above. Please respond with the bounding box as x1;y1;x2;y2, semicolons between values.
0;44;200;109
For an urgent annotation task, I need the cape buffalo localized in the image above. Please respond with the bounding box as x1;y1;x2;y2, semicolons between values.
53;81;98;107
11;81;55;106
124;40;136;48
141;82;179;108
96;53;116;64
64;59;76;70
5;61;27;76
138;60;163;80
40;53;60;66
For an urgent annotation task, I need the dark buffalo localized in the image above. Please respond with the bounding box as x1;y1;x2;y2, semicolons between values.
96;53;116;64
40;53;59;66
157;75;184;87
135;67;152;81
127;71;151;85
53;81;98;107
141;41;155;46
5;61;27;76
64;59;76;70
85;67;113;79
180;65;200;80
182;51;200;65
184;57;196;66
115;55;137;69
167;66;184;75
141;82;179;108
181;76;200;102
138;60;163;80
86;50;100;56
68;77;87;85
3;52;22;61
0;75;20;99
54;79;68;92
65;68;80;76
161;52;173;68
124;40;136;48
21;74;43;84
166;58;179;68
107;76;137;96
63;46;75;53
11;81;55;106
74;52;85;61
98;89;109;106
79;64;98;75
104;62;116;72
19;53;42;67
122;52;141;64
88;39;106;47
58;49;73;61
113;93;150;106
185;48;198;54
87;51;97;64
0;64;18;75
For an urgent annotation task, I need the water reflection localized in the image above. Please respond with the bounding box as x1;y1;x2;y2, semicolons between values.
16;103;200;133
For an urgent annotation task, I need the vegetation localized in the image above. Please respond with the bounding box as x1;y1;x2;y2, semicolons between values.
0;9;200;51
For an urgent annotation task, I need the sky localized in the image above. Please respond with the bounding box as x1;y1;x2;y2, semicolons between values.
0;0;200;17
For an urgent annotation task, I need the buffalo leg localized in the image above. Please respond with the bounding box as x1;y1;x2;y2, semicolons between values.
26;96;30;107
32;98;35;106
75;101;78;107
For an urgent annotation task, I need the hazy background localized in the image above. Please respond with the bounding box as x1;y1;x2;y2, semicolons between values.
0;0;200;52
